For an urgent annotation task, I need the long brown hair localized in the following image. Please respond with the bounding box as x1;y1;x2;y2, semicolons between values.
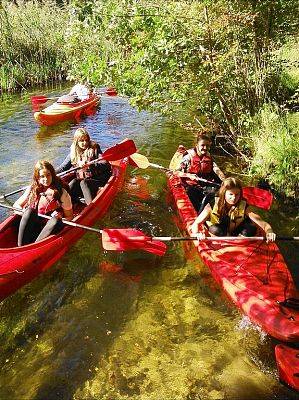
70;127;97;165
217;177;243;220
28;160;64;206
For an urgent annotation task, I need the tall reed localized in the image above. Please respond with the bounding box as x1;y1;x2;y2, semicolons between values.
0;0;69;92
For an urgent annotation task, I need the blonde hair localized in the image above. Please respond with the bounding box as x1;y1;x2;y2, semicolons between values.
217;177;243;220
70;128;92;165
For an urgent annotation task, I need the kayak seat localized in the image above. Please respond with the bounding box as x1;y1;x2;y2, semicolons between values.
279;298;299;311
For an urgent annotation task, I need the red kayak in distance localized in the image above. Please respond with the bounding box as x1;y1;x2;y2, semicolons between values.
167;173;299;343
33;94;101;126
0;159;127;301
275;344;299;392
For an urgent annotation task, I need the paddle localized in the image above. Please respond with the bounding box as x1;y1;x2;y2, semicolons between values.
129;153;274;210
0;138;136;200
31;88;117;106
102;228;299;256
0;204;166;256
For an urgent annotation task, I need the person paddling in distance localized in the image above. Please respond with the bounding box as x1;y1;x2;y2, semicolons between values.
190;177;276;242
174;133;226;213
13;160;73;246
69;82;91;101
56;128;112;205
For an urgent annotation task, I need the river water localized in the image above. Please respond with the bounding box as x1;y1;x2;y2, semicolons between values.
0;85;298;400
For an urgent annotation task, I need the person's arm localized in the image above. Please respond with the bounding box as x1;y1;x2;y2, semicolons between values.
13;187;31;212
246;207;276;242
58;189;73;221
56;154;72;174
213;161;225;181
190;203;212;235
173;153;199;181
63;208;73;221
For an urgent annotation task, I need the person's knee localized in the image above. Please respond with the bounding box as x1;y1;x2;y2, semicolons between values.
239;223;257;237
208;224;226;236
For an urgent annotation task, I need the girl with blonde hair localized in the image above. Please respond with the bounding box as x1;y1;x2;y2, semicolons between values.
56;128;111;204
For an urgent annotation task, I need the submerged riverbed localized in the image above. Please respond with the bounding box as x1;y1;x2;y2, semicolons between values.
0;85;298;400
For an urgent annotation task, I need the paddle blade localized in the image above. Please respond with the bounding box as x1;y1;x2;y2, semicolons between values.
243;187;273;210
102;139;137;161
102;228;167;256
129;153;150;169
105;88;117;96
31;95;49;106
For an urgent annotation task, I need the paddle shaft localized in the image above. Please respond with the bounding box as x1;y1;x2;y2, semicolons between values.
31;89;117;103
0;138;136;200
0;203;103;234
130;153;273;209
122;235;298;242
148;162;220;187
0;157;105;200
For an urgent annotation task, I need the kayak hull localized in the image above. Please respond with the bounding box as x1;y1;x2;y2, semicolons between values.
0;159;127;301
167;174;299;342
275;344;299;391
34;94;101;126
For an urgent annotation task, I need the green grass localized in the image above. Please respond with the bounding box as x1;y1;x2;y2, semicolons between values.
0;0;69;92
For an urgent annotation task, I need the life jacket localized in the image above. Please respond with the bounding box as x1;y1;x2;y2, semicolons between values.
207;198;247;230
187;149;213;175
183;149;215;186
74;144;99;179
31;186;62;215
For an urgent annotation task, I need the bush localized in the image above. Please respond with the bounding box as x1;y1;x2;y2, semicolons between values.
248;104;299;197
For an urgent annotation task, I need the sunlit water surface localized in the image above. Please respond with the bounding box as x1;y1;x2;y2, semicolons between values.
0;84;298;400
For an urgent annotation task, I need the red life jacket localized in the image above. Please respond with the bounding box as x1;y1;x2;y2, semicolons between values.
32;187;62;215
183;149;216;186
187;149;213;175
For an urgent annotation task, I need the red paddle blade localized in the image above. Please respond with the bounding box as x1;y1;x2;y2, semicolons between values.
102;139;137;161
105;88;117;96
243;187;273;210
102;228;167;256
31;95;49;105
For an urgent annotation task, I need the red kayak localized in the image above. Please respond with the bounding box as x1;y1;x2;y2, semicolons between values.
33;94;100;126
167;174;299;342
275;344;299;391
0;159;127;301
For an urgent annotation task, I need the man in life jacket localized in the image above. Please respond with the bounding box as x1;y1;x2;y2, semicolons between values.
175;133;225;213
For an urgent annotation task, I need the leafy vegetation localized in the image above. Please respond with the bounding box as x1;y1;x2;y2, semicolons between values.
248;104;299;197
0;0;69;91
0;0;298;198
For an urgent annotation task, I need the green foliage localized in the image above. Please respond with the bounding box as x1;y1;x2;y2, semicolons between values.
248;104;299;197
0;0;69;92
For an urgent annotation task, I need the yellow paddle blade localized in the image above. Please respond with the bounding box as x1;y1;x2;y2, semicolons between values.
129;153;150;169
169;145;186;170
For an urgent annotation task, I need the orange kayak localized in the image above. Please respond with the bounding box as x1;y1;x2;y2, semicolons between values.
34;94;100;126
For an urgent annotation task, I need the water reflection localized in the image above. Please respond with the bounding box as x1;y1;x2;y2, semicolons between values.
0;85;298;399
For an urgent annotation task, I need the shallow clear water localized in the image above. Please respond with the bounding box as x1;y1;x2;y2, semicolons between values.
0;85;298;400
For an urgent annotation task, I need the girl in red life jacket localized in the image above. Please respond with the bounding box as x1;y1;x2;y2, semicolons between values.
13;160;73;246
56;128;112;205
191;177;276;242
175;133;226;213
